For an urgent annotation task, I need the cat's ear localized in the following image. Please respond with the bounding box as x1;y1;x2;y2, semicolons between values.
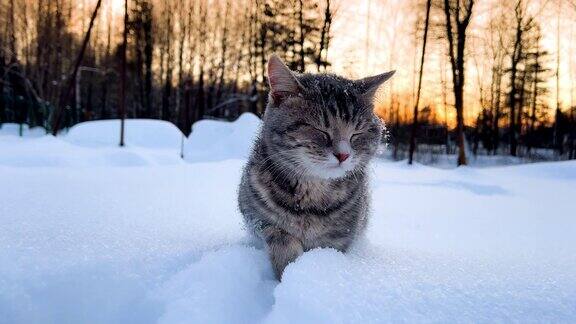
267;54;303;104
355;71;395;98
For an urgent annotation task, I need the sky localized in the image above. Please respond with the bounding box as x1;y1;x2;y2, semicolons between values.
329;0;576;124
101;0;575;125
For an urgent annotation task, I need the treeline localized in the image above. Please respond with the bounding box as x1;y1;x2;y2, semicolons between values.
388;0;575;163
0;0;574;163
0;0;334;136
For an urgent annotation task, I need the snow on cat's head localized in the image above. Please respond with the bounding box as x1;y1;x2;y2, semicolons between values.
261;54;394;179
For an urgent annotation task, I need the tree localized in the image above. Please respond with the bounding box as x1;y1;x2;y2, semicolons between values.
408;0;431;165
316;0;333;72
160;0;173;121
506;0;535;156
2;0;336;137
51;0;102;135
132;0;154;118
442;0;474;166
485;5;509;155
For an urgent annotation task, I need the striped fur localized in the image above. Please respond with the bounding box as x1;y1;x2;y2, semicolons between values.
238;57;393;279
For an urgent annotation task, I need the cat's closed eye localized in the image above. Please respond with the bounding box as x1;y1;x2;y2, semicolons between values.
302;125;330;144
351;132;363;142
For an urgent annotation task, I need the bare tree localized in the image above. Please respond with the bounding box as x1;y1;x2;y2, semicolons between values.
160;0;173;121
553;0;561;153
316;0;333;72
100;1;112;119
175;0;188;120
215;0;230;104
507;0;535;156
485;5;508;155
442;0;474;166
408;0;432;165
51;0;102;135
7;0;16;62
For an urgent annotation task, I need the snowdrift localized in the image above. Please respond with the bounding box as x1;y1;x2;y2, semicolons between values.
0;114;259;168
0;123;46;138
184;113;261;162
0;134;185;168
65;119;184;149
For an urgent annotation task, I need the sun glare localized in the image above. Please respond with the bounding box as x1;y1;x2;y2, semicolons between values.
108;0;125;17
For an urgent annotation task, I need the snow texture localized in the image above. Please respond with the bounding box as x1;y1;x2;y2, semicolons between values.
183;113;261;162
65;119;184;149
0;123;46;138
1;115;575;323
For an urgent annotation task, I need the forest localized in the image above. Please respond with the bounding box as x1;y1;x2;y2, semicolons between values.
0;0;575;165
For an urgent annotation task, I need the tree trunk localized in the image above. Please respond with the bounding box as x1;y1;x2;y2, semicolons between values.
297;0;305;72
51;0;102;135
161;0;173;121
143;1;153;118
408;0;431;165
443;0;473;166
528;41;540;153
493;71;502;155
176;0;187;124
316;0;332;72
215;1;229;104
8;0;17;62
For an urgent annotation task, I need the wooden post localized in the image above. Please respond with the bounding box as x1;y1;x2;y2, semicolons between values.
119;0;128;147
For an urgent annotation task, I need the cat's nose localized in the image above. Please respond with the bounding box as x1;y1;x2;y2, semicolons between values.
334;153;350;163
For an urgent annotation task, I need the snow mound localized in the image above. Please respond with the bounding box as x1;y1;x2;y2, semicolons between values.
184;113;261;162
0;135;184;168
0;123;46;138
153;246;276;324
65;119;183;149
265;246;576;323
0;119;186;167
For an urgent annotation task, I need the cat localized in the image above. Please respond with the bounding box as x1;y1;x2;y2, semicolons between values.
238;54;394;280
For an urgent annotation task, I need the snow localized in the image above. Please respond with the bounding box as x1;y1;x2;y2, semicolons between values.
0;123;46;138
378;144;554;169
65;119;184;149
1;116;575;323
183;113;261;162
0;120;185;168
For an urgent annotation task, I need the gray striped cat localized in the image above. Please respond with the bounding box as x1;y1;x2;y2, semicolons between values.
238;54;394;280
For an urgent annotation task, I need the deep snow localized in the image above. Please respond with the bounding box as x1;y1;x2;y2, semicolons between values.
0;116;575;323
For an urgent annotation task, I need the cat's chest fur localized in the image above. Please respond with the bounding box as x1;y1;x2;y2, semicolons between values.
291;180;332;211
282;182;338;239
258;164;351;214
251;165;361;247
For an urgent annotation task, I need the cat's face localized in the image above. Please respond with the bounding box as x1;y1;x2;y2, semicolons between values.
262;55;394;180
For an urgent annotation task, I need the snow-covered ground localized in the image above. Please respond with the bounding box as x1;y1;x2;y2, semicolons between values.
1;116;575;323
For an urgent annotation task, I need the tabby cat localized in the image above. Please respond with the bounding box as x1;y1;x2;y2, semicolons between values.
238;54;394;280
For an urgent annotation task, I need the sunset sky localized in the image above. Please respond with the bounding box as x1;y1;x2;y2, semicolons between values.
97;0;575;125
328;0;576;124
